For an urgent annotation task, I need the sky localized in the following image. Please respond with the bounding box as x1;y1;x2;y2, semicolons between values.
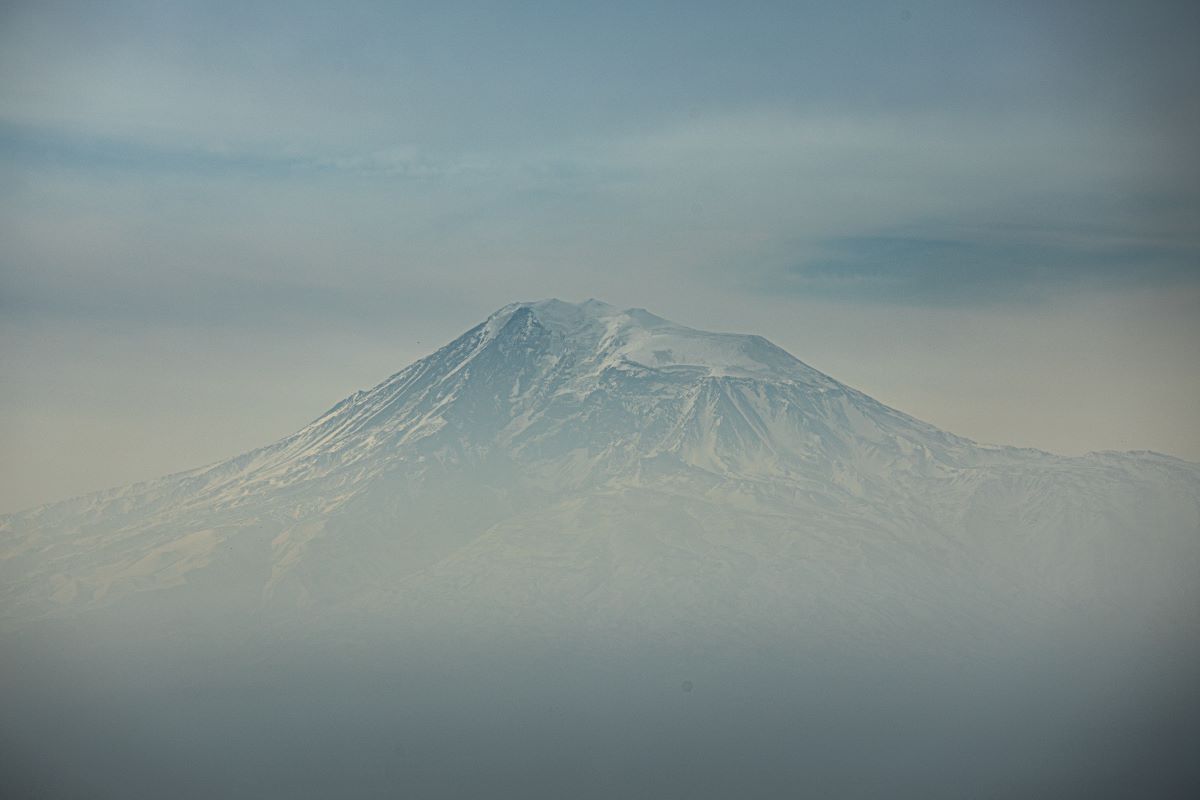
1;0;1197;513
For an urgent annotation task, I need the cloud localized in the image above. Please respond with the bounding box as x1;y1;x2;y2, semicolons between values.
774;233;1200;306
3;105;1197;328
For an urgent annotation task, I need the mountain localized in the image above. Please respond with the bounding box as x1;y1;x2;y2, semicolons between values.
4;298;1199;799
2;298;1195;649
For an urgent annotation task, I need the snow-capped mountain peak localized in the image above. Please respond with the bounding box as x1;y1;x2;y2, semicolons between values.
478;297;824;382
1;299;1195;643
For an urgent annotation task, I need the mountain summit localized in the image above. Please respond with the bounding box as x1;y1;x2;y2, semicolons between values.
1;300;1196;645
478;297;819;380
227;297;966;501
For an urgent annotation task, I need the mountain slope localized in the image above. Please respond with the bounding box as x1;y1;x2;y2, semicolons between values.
1;299;1197;648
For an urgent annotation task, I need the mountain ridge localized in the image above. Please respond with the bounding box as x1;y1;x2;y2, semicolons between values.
9;297;1191;518
1;299;1196;643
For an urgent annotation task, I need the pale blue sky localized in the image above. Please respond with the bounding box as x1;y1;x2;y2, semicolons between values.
2;1;1198;511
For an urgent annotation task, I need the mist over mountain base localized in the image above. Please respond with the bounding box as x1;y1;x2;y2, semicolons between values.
3;602;1198;800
